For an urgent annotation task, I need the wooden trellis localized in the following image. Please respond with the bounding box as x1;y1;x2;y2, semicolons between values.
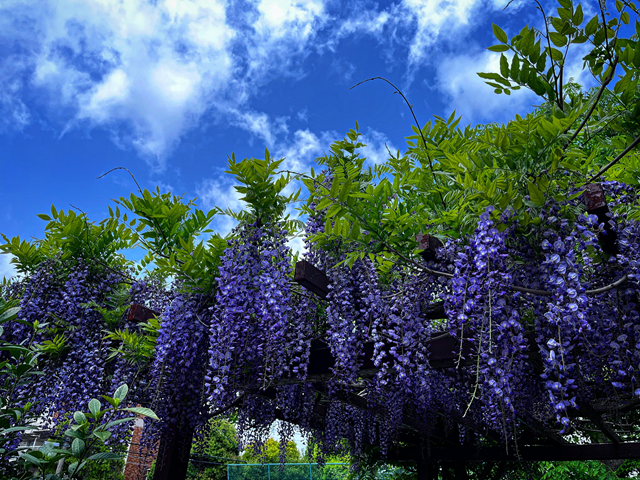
128;240;640;479
290;258;640;479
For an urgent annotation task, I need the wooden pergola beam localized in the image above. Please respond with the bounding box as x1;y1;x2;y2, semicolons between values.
389;442;640;462
582;404;623;445
294;260;330;299
127;304;159;323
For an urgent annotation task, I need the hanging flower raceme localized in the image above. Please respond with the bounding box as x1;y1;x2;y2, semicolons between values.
445;207;530;437
612;219;640;399
1;259;134;434
538;219;594;430
325;260;372;385
206;222;293;410
147;292;211;440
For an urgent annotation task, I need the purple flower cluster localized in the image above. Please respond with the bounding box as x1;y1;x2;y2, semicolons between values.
148;292;210;436
3;259;135;436
445;208;529;437
206;223;292;409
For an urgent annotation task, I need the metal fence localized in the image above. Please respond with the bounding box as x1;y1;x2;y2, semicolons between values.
227;463;348;480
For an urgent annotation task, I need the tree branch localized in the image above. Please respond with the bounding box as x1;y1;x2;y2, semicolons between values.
564;57;619;149
587;134;640;183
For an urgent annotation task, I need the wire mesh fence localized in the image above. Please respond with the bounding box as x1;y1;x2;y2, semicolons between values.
227;463;348;480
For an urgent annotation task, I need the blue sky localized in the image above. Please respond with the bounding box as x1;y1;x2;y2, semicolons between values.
1;0;600;278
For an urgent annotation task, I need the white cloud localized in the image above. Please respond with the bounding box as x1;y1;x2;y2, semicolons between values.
403;0;477;65
435;50;538;123
0;81;29;133
0;0;537;168
337;9;391;37
9;0;236;168
330;0;530;77
0;254;17;281
197;176;244;212
252;0;325;39
276;128;333;172
358;128;398;164
230;110;289;149
296;108;308;122
1;0;328;168
196;176;245;236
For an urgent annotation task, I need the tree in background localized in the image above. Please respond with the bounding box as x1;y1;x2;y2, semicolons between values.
241;438;301;464
188;419;240;480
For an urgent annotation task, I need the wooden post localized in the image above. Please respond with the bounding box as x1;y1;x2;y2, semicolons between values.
152;426;194;480
584;183;618;255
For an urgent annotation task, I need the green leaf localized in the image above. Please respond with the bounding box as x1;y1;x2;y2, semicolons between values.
558;7;572;20
89;399;101;418
73;411;87;425
103;417;136;430
488;44;510;52
64;428;85;439
1;425;39;434
493;23;509;43
21;453;42;466
527;181;545;206
37;214;51;221
93;431;111;442
71;438;85;457
500;54;509;77
122;407;160;421
324;217;332;235
350;221;361;240
0;307;20;323
585;14;600;35
100;395;118;408
477;72;510;86
549;32;568;47
536;52;547;72
573;4;584;25
549;48;564;61
315;198;332;210
87;451;122;461
568;190;585;201
511;55;520;78
68;461;86;475
113;384;128;404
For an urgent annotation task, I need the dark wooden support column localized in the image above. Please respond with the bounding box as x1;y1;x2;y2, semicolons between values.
416;233;444;262
417;460;439;480
584;183;618;255
152;425;194;480
127;306;194;480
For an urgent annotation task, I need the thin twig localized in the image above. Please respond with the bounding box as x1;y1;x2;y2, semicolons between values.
564;57;619;149
534;0;561;108
350;76;446;207
587;133;640;183
97;167;143;194
98;166;180;266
